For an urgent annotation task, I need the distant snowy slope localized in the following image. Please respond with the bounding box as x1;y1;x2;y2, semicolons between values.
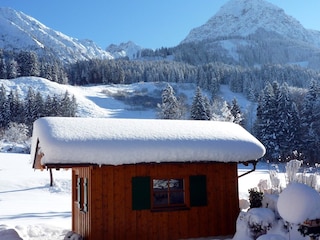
0;77;163;119
0;77;113;117
0;77;254;123
0;7;113;63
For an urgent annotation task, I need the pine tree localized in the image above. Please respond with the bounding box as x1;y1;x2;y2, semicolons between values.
300;80;320;163
276;83;301;159
203;96;212;120
230;98;244;125
254;82;280;160
220;101;234;122
7;89;23;123
157;83;183;119
24;87;37;128
43;95;53;116
0;50;6;79
190;86;209;120
0;84;8;128
17;51;40;77
6;59;18;79
60;91;77;117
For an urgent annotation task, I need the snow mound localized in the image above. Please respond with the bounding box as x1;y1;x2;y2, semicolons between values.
257;233;286;240
246;208;275;228
0;229;22;240
277;182;320;224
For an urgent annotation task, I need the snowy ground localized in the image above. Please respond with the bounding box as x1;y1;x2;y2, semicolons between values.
0;153;71;240
0;152;285;240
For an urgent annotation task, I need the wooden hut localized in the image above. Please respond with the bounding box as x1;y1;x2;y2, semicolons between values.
31;117;265;240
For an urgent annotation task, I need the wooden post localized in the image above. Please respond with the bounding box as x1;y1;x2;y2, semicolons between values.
49;168;53;186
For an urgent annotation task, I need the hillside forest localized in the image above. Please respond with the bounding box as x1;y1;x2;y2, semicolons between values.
0;49;320;163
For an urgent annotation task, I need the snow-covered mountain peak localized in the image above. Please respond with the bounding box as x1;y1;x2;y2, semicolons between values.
106;41;142;59
215;0;281;19
181;0;320;48
0;7;113;63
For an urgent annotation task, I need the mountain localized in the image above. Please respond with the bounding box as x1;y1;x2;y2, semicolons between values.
179;0;320;68
106;41;142;60
0;7;113;63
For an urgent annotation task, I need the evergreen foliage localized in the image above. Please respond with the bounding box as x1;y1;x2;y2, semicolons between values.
254;80;320;163
157;83;183;119
0;85;77;135
230;98;244;126
190;87;210;120
0;49;67;83
1;48;320;162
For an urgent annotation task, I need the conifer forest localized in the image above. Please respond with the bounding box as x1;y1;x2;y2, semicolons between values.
0;48;320;164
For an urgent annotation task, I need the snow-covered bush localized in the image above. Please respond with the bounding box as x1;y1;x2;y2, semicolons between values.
295;173;319;191
2;122;29;144
261;194;279;218
284;159;320;191
247;208;275;239
256;233;286;240
268;170;281;193
233;208;276;240
249;188;263;208
64;231;83;240
258;179;270;193
0;122;30;153
285;159;302;184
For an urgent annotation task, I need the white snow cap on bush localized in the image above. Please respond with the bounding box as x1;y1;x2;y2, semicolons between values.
277;182;320;224
257;234;286;240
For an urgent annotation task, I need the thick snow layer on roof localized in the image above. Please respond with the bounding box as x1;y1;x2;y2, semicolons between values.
31;117;265;167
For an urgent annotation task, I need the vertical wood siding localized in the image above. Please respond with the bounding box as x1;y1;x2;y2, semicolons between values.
72;162;239;240
72;167;91;239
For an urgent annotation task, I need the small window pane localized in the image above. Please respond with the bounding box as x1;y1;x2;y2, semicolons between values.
169;179;184;190
153;179;168;190
153;192;169;206
170;191;184;205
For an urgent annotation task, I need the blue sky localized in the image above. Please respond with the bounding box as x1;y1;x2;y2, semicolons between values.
1;0;320;49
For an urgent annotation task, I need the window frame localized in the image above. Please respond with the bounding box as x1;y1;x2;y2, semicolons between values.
131;174;207;212
74;175;89;213
151;177;189;211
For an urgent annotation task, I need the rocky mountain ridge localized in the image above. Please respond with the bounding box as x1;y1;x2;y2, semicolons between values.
2;0;320;69
0;7;113;64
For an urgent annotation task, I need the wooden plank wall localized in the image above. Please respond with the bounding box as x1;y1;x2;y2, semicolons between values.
73;162;239;240
72;167;91;239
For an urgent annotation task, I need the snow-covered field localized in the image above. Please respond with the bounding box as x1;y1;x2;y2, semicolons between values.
0;152;277;240
0;153;71;240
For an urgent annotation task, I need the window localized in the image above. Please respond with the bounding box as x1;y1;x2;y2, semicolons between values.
131;174;207;211
75;176;88;213
152;179;185;209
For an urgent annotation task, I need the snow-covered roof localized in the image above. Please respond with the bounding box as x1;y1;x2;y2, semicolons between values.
31;117;265;168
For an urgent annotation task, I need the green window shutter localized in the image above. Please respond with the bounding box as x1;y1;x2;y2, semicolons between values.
83;178;88;212
132;176;151;210
189;175;207;207
77;177;82;209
